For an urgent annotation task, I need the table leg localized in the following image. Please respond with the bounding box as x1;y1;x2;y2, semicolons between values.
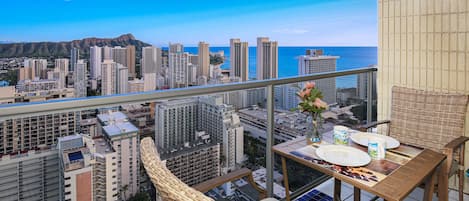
281;157;291;201
334;179;341;201
423;168;437;201
437;159;449;201
353;187;361;201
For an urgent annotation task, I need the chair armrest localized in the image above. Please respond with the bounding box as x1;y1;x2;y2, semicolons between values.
355;120;391;132
193;168;266;199
443;136;469;154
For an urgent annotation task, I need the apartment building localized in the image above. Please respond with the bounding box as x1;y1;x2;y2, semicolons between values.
0;111;79;155
230;38;249;81
0;149;60;201
97;112;139;199
162;138;220;186
57;134;118;201
256;37;278;80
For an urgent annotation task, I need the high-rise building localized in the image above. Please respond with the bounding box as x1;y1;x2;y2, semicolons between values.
163;142;220;186
169;43;184;53
357;65;377;100
169;52;190;88
198;42;210;78
57;134;118;201
298;49;339;104
101;60;117;96
58;135;92;201
155;96;244;172
70;47;80;72
97;111;140;199
0;112;79;155
90;46;102;80
246;88;266;107
54;59;69;89
155;98;199;150
0;149;60;201
45;73;65;90
198;96;244;172
188;63;198;85
230;39;249;81
54;58;69;74
74;60;87;97
128;78;144;93
102;46;112;61
18;66;33;81
112;46;127;66
126;45;136;78
20;59;48;80
275;83;301;111
256;37;278;80
143;73;156;91
117;65;129;94
111;46;135;79
101;59;128;95
189;54;198;65
141;46;162;75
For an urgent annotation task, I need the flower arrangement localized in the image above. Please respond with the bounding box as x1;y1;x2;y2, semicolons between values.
297;81;328;144
297;82;328;113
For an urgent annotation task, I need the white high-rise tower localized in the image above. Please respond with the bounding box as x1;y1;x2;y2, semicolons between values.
70;47;80;72
74;60;87;97
101;60;117;96
90;46;102;79
169;50;189;88
298;49;339;104
117;64;129;94
142;46;162;75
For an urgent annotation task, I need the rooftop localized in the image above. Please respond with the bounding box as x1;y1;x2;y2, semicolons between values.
93;137;115;155
102;121;138;137
97;111;129;124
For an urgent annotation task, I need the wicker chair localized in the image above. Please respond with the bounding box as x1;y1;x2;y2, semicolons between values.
359;86;469;201
140;137;277;201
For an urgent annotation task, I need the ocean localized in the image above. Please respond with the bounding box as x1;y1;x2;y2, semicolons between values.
184;47;377;88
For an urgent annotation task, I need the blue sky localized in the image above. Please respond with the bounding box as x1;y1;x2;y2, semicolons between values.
0;0;377;46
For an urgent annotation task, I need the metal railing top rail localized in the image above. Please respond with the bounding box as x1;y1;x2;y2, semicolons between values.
0;67;376;120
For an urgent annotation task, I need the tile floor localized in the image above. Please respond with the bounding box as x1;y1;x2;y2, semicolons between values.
312;178;469;201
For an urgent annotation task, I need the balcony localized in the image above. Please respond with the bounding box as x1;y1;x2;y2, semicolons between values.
0;67;372;199
1;62;469;201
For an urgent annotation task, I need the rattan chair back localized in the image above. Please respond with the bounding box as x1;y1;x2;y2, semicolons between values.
389;86;468;152
140;137;214;201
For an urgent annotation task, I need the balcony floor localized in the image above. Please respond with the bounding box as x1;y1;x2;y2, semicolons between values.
312;178;468;201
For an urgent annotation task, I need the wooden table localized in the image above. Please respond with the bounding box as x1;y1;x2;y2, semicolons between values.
272;133;447;201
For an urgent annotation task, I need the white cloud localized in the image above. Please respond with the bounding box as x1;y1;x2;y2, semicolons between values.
273;28;309;34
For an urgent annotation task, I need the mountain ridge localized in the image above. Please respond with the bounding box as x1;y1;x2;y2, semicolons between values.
0;34;150;59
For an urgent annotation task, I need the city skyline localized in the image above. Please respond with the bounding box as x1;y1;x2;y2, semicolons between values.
0;0;377;46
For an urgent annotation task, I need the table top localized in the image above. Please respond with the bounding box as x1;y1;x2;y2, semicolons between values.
272;132;446;201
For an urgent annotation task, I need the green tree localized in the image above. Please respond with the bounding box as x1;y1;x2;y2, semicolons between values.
119;184;129;200
126;192;151;201
209;54;224;65
0;69;18;86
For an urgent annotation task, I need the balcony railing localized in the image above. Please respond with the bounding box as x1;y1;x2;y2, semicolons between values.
0;66;377;199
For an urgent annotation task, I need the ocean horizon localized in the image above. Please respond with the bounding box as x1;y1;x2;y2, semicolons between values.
182;46;377;88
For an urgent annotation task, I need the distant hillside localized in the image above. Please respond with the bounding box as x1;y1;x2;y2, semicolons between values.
0;34;151;59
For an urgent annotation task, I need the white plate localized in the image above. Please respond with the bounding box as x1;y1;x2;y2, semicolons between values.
315;145;371;167
350;132;400;149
